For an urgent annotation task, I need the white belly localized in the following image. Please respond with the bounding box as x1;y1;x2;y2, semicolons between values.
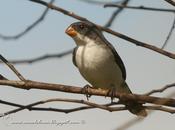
75;42;123;89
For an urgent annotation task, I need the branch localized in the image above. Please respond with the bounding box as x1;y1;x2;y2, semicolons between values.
1;97;175;118
0;56;175;117
104;4;175;13
104;0;130;28
34;106;175;114
144;82;175;96
0;98;123;117
0;79;175;107
162;14;175;49
0;0;55;40
0;49;73;64
29;0;175;59
165;0;175;6
0;55;25;81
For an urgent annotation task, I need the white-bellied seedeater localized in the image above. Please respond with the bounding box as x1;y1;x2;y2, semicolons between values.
65;21;147;117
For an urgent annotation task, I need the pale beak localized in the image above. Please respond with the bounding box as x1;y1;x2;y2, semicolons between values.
65;26;77;37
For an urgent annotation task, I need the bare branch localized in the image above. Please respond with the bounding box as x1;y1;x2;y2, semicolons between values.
104;0;130;28
165;0;175;6
1;97;175;118
0;55;25;81
29;0;175;59
104;4;175;13
162;14;175;49
0;98;124;117
0;0;55;40
144;82;175;96
0;79;175;107
0;49;73;64
30;102;120;113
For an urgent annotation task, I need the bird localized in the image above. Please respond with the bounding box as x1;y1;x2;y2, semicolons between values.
65;21;147;117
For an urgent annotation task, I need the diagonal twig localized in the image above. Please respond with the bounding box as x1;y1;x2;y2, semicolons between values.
104;0;130;28
0;55;25;81
0;0;55;40
162;14;175;49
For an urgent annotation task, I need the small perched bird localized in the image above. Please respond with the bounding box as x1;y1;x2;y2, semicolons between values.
65;21;147;117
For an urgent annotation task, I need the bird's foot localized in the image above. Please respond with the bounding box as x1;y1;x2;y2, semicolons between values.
82;84;92;100
106;87;117;103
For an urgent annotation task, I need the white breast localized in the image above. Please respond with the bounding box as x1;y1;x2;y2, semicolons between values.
75;41;123;89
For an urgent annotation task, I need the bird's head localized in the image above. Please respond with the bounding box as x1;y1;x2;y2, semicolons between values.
65;21;102;46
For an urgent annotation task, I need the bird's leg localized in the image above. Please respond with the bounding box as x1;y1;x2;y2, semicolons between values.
106;87;117;103
82;84;93;100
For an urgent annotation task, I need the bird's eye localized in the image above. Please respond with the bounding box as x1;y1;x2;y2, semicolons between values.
79;24;85;29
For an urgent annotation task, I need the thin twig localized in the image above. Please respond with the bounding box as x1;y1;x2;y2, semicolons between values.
162;14;175;49
0;49;73;64
104;0;130;28
144;82;175;96
29;0;175;59
0;0;55;40
29;102;121;113
0;55;25;81
104;4;175;13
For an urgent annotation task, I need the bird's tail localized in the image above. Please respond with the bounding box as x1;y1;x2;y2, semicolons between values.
119;82;147;117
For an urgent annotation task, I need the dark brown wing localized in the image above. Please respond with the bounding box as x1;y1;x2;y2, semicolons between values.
72;47;78;67
94;28;126;80
105;41;126;80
